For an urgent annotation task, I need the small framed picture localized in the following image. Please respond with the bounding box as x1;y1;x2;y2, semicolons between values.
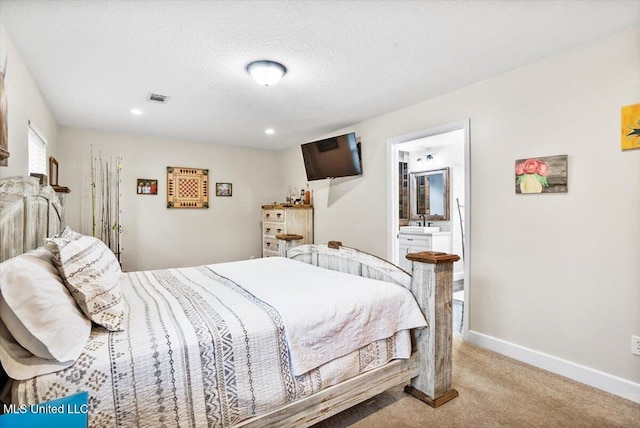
49;156;59;186
137;179;157;195
216;182;232;197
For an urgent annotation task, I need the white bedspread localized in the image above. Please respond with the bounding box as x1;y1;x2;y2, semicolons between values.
16;260;411;428
212;257;427;375
13;257;419;427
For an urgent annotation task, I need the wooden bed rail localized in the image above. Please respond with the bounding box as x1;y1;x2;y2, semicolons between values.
275;237;460;410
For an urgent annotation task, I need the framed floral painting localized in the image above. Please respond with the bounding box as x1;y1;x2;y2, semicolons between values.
515;155;568;194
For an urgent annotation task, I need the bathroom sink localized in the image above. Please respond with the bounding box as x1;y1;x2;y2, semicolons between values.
399;226;440;233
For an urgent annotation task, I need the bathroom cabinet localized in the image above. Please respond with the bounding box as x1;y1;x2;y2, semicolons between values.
398;231;452;272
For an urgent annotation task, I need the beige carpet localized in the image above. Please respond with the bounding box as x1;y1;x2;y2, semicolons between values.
314;336;639;427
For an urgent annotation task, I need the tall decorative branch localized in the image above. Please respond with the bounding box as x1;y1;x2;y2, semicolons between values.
90;145;96;237
114;157;122;262
90;149;123;264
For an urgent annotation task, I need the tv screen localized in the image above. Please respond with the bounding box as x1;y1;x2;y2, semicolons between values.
301;133;362;181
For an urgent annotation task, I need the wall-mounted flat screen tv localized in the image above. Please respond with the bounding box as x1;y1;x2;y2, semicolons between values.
301;132;362;181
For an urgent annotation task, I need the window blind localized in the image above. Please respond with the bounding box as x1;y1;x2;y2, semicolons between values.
28;122;47;175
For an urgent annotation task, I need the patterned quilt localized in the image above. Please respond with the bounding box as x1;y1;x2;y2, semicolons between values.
12;264;412;427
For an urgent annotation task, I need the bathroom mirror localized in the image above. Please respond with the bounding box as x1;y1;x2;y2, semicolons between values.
410;167;450;221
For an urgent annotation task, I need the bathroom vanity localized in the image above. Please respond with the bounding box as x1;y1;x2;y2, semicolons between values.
398;226;452;272
398;166;454;272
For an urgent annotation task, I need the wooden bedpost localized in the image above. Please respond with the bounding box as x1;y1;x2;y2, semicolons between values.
404;251;460;407
276;234;303;257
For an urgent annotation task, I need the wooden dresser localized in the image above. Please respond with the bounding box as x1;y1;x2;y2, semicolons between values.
262;204;313;257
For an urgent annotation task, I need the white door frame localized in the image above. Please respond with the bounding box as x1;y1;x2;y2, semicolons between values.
387;119;471;336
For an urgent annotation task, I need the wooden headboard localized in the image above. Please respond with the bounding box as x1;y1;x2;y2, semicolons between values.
0;176;62;262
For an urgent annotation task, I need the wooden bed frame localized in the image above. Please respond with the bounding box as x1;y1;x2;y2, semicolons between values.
0;177;459;427
0;177;62;262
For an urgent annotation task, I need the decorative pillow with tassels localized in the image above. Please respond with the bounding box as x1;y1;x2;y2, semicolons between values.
47;229;125;331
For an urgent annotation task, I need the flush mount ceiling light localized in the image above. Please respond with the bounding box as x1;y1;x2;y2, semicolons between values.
246;60;287;86
265;129;275;135
130;108;143;115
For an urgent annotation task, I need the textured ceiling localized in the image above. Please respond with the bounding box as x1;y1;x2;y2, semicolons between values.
0;1;638;150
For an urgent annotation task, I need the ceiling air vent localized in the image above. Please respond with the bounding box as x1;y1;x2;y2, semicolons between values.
147;93;170;104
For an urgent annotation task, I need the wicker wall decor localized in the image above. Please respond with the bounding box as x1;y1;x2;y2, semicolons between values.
166;166;209;208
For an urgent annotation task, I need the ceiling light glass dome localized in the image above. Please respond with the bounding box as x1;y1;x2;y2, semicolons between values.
246;60;287;86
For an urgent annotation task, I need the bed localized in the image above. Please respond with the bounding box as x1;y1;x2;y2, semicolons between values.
0;176;459;427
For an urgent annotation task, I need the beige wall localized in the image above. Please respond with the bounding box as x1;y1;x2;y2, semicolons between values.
0;26;58;179
278;29;640;385
58;127;281;271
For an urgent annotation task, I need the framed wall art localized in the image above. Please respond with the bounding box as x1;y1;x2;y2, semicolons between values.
166;166;209;208
621;103;640;151
0;37;8;166
515;154;568;194
137;179;157;195
216;182;232;197
48;156;69;193
49;157;59;186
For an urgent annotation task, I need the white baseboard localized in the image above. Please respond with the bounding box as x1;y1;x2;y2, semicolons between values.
466;330;640;404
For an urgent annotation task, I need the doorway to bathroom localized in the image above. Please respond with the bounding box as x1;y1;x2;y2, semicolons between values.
387;119;470;336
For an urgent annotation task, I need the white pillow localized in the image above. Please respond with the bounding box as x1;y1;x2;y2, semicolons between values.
48;232;125;331
0;300;55;359
0;318;75;380
0;248;91;377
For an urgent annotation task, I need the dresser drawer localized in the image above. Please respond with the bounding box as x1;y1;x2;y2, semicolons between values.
263;249;279;258
263;237;279;253
263;209;285;222
263;222;285;238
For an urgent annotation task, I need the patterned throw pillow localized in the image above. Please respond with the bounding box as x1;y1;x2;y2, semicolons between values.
48;231;125;331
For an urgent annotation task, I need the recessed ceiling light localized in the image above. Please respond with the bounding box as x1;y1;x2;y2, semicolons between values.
130;109;143;115
265;129;275;135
